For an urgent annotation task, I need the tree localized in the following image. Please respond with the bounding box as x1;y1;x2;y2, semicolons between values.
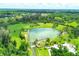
1;28;10;47
51;45;75;56
45;38;51;46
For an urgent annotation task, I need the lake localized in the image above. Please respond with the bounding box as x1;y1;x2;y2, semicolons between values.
28;28;60;43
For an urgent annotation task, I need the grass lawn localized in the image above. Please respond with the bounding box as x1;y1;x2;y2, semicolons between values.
35;47;49;56
7;22;53;55
7;22;53;37
32;23;53;28
7;22;30;36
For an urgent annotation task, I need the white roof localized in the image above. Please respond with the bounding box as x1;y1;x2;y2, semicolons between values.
62;42;76;54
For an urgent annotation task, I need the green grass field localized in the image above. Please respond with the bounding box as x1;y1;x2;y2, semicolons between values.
7;22;53;55
35;47;49;56
7;22;53;37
